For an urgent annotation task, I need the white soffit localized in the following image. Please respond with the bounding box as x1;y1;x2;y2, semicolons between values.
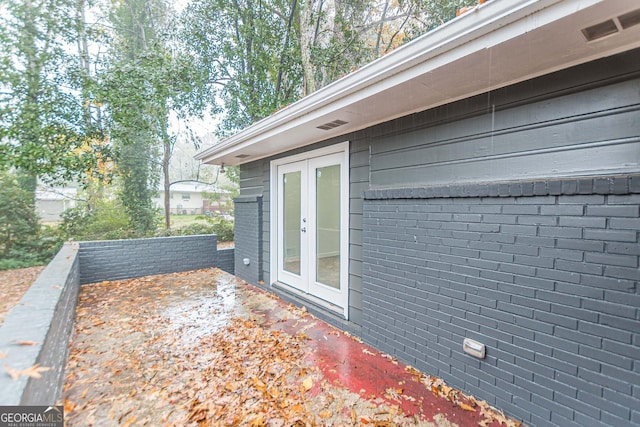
196;0;640;166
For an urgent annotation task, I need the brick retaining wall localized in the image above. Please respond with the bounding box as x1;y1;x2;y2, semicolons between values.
217;247;235;276
0;244;80;405
79;235;220;284
0;235;234;405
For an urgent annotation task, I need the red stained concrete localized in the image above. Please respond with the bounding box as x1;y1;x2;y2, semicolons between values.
64;268;518;426
246;283;509;427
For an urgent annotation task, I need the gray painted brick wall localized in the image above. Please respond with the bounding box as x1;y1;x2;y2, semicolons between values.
0;236;234;405
78;235;218;284
217;248;235;275
231;50;640;426
0;244;80;405
234;196;262;285
362;177;639;427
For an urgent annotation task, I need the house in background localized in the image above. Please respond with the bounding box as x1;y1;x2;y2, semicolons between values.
197;1;640;426
153;180;230;216
35;186;77;223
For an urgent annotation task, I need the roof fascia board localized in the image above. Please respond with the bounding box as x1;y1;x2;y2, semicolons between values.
195;0;602;164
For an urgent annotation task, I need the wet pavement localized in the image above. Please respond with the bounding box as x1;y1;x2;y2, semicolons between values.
62;268;520;426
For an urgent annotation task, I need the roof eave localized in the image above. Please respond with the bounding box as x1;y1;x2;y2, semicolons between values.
196;0;639;166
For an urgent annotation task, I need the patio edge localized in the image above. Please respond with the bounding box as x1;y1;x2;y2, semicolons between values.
0;243;80;405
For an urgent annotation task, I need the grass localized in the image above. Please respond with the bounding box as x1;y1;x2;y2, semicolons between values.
165;214;208;229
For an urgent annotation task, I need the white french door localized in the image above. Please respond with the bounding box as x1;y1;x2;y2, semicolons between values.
277;160;307;290
272;143;349;317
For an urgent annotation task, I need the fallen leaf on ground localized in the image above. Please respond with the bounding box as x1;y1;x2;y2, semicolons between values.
4;363;51;380
62;268;524;427
381;354;399;364
384;387;403;402
302;376;313;391
319;409;333;419
458;402;476;412
22;364;52;379
12;340;39;346
0;266;45;326
478;400;522;427
4;365;21;380
121;415;137;427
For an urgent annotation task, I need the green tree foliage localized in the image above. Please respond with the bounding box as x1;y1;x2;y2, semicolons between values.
99;0;207;232
60;195;132;241
96;0;165;233
0;0;105;182
0;170;38;257
303;0;377;90
0;0;480;264
182;0;304;134
0;170;62;269
306;0;477;88
155;216;234;242
182;0;478;135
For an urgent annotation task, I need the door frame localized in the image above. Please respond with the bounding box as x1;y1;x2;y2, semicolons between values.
269;142;350;319
275;159;308;291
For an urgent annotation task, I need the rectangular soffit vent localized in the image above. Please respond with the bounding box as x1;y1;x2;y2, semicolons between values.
618;9;640;30
235;154;251;159
316;119;348;131
582;19;618;41
581;9;640;42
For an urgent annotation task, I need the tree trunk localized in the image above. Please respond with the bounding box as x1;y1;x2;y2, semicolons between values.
275;0;298;100
162;132;171;230
300;0;315;95
375;0;390;55
76;0;92;127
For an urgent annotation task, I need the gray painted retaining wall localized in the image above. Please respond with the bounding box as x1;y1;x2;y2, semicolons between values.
0;244;80;405
79;235;220;284
217;248;235;276
0;235;233;405
362;178;640;427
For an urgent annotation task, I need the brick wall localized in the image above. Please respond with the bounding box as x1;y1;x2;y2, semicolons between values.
217;248;235;275
0;244;80;405
362;175;640;427
234;196;263;285
0;235;234;405
78;235;218;284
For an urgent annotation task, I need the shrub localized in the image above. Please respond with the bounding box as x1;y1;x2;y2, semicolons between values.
0;171;39;255
60;198;137;241
209;217;234;242
0;171;63;270
156;216;234;242
177;223;216;236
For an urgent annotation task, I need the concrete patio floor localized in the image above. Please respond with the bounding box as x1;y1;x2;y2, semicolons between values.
62;268;521;426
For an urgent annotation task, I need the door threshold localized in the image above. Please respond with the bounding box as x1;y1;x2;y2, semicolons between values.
271;281;346;319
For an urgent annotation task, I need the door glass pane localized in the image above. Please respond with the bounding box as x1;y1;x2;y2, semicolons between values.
283;171;301;275
315;165;340;289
